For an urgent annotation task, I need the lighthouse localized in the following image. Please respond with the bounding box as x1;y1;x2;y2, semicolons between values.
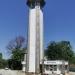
26;0;45;74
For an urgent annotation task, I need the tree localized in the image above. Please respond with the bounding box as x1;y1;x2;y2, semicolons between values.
7;36;26;61
0;53;8;69
0;59;8;69
45;41;74;63
0;53;2;59
7;36;26;69
8;59;22;70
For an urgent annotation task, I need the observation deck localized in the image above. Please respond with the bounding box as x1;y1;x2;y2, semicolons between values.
27;0;45;8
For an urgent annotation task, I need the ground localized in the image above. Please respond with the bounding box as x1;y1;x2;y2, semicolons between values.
0;69;25;75
69;72;75;75
0;70;75;75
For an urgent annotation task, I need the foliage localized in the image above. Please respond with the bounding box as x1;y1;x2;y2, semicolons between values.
7;36;26;69
45;41;74;63
7;36;26;61
0;53;8;69
12;48;25;61
8;59;22;70
0;53;2;59
0;59;8;69
70;54;75;64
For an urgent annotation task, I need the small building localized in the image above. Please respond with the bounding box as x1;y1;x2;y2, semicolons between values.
43;60;69;75
22;60;69;75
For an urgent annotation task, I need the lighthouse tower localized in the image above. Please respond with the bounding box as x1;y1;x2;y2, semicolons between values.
26;0;45;74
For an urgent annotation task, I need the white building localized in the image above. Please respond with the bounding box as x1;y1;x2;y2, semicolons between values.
22;60;69;75
43;60;69;75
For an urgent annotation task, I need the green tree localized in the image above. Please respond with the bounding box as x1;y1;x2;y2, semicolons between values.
7;36;26;69
0;59;8;69
8;59;22;70
12;48;25;61
0;53;8;69
7;36;26;61
45;41;74;63
0;53;2;59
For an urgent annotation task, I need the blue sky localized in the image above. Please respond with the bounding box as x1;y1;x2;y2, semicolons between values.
0;0;75;59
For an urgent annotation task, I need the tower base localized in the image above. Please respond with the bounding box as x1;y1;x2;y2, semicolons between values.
26;72;41;75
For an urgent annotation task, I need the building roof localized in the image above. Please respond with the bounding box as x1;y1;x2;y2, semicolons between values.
44;60;68;65
22;60;68;65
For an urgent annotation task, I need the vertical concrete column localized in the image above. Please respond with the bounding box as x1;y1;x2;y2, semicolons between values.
26;0;45;74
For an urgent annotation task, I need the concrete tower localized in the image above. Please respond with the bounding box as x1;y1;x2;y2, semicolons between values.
26;0;45;74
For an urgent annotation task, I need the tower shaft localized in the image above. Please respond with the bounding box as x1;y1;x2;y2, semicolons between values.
26;0;45;74
27;6;43;73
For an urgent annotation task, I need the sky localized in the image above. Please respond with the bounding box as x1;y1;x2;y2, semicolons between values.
0;0;75;59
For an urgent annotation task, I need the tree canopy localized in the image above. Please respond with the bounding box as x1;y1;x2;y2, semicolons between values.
45;41;74;63
0;53;2;59
0;53;8;69
6;36;27;69
7;36;26;61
